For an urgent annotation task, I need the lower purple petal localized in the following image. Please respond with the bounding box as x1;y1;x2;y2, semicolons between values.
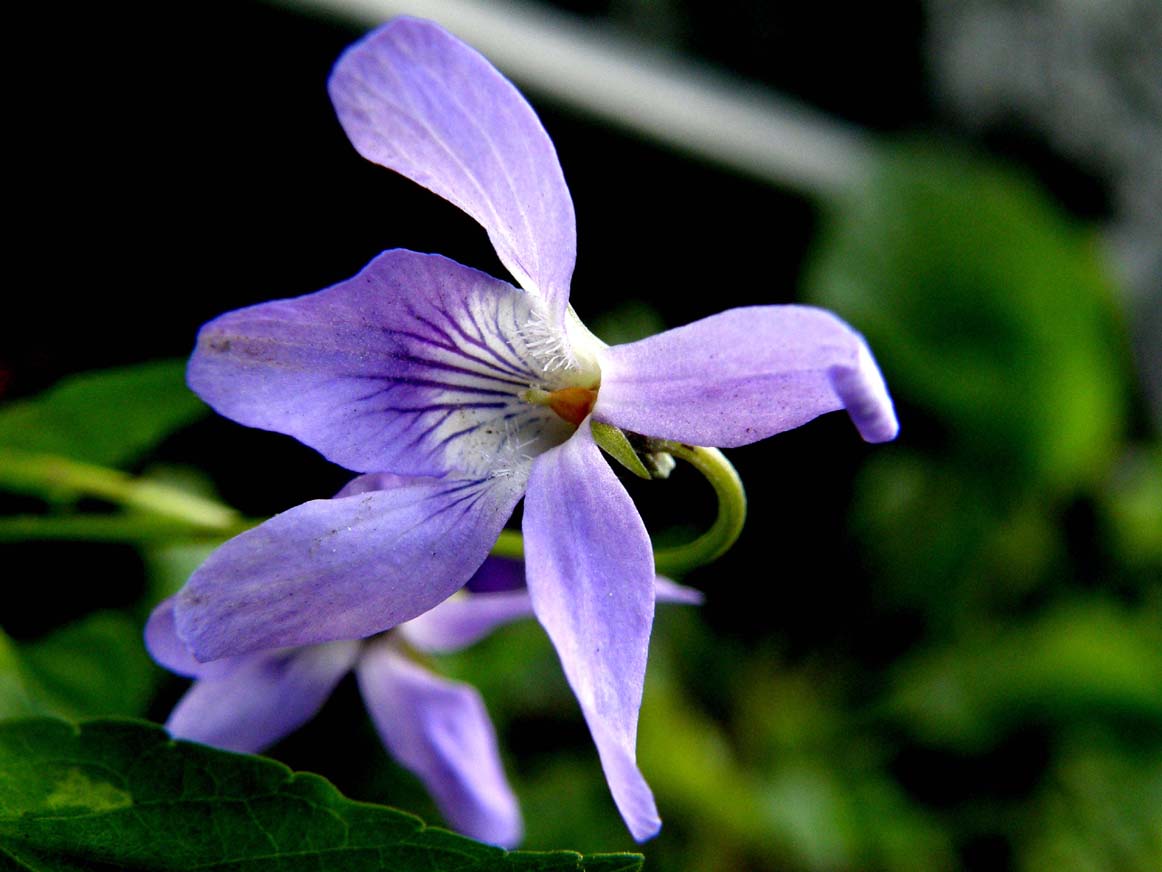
174;472;525;661
166;640;359;754
357;640;522;848
596;305;898;446
523;425;661;841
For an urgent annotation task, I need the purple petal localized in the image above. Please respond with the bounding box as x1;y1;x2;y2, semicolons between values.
358;640;522;848
654;577;704;606
523;425;661;841
174;472;524;661
596;305;899;447
464;555;527;593
329;18;575;323
166;641;359;754
400;572;700;654
188;249;572;478
145;597;202;677
335;472;419;497
398;586;532;654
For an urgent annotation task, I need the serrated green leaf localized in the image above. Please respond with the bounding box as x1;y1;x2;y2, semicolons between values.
804;141;1130;492
0;718;643;872
0;360;206;469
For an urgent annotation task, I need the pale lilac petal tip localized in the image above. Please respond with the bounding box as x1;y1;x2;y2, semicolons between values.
597;305;898;447
828;338;899;443
167;641;359;754
358;642;522;848
329;17;576;320
654;577;705;606
524;425;660;840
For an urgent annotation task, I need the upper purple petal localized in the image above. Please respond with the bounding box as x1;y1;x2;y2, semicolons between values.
329;18;575;323
358;640;522;848
188;250;570;478
596;305;899;446
173;471;524;661
165;640;359;754
523;423;661;841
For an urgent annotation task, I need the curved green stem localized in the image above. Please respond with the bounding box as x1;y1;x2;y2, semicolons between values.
485;443;746;575
651;443;746;576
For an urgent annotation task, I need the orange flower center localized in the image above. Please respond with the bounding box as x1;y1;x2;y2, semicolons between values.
547;386;598;426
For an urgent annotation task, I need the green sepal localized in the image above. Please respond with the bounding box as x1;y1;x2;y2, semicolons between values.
590;420;651;480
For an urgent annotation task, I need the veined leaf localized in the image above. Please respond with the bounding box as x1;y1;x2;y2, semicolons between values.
0;718;643;872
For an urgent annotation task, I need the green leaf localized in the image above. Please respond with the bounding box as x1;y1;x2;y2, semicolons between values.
0;718;644;872
804;141;1130;492
0;614;158;722
0;360;207;468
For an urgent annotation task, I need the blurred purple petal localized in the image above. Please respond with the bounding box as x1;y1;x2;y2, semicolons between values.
188;250;571;478
174;472;524;661
464;554;526;593
524;424;661;841
401;572;700;653
167;640;359;754
597;305;899;446
335;471;422;497
329;18;575;323
654;577;704;605
358;640;522;848
145;597;203;677
398;587;533;654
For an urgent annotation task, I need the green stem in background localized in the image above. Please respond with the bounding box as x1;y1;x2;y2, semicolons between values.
490;529;525;561
0;514;252;544
0;442;747;573
485;443;747;576
0;448;243;532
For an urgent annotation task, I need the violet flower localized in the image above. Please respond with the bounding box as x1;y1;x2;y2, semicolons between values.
149;528;702;847
172;18;897;840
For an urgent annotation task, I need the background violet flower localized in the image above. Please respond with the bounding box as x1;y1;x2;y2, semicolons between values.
148;546;701;848
172;17;898;841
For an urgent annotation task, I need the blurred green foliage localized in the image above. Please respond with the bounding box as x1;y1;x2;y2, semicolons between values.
0;360;206;471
